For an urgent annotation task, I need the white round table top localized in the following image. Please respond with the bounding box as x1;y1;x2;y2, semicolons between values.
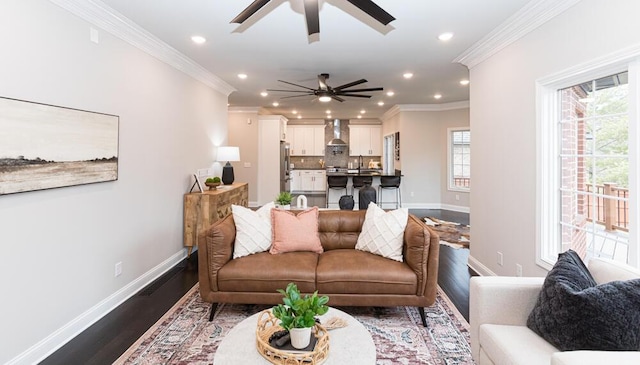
214;307;376;365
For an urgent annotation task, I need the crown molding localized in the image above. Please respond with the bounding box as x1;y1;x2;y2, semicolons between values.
381;101;470;121
453;0;581;69
49;0;236;96
228;107;261;114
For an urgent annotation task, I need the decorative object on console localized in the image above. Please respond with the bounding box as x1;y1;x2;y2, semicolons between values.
526;250;640;351
270;207;323;254
272;282;329;349
296;195;308;209
355;202;408;262
275;191;293;209
0;96;119;195
204;177;221;190
217;146;240;185
231;202;274;259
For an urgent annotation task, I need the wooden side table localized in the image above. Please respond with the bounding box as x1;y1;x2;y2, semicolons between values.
183;182;248;256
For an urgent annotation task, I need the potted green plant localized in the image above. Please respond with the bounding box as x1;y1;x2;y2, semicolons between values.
274;191;293;209
205;176;221;190
272;282;329;349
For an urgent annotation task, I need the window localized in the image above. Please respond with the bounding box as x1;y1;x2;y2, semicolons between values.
448;128;470;191
538;60;639;269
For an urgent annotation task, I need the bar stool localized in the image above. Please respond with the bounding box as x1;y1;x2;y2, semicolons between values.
351;176;373;206
378;176;402;209
326;176;348;208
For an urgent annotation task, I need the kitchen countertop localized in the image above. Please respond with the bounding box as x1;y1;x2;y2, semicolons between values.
326;171;401;177
291;167;325;170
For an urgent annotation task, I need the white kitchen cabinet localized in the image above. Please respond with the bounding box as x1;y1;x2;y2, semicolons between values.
288;125;325;156
292;170;326;192
349;125;381;156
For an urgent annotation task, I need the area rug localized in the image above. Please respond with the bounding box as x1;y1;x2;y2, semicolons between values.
424;217;470;249
115;284;473;365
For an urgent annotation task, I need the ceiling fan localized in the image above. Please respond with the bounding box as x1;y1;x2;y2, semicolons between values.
231;0;395;36
267;73;383;102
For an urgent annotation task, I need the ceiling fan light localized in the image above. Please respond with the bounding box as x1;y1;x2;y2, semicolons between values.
319;95;332;102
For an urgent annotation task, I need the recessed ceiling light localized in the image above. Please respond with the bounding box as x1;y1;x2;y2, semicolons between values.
325;110;331;114
403;72;413;79
272;101;279;107
357;115;362;119
191;35;206;44
260;91;268;97
438;32;454;41
386;91;395;97
327;115;332;119
460;79;470;86
377;101;385;106
292;110;298;114
237;73;248;79
297;115;302;119
360;109;366;114
434;93;442;99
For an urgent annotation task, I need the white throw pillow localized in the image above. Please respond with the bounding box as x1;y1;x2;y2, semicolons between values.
232;202;275;259
355;202;408;262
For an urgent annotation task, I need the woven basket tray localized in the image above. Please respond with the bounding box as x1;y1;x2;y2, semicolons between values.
255;310;330;365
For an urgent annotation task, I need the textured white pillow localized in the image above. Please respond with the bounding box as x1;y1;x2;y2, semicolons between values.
355;202;408;262
232;202;274;259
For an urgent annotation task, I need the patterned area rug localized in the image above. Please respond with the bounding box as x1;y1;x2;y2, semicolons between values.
424;217;470;249
115;284;473;365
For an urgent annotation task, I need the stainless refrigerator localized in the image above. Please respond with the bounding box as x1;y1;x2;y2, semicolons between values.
280;141;291;192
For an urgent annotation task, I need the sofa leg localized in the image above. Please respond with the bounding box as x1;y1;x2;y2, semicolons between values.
208;303;218;322
417;307;427;327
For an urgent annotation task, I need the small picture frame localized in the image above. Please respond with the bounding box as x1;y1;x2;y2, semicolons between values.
190;173;203;193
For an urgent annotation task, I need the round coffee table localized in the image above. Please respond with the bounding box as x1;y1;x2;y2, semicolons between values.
214;307;376;364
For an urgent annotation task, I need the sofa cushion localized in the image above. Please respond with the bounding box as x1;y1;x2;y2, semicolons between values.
479;324;558;365
270;207;323;255
316;249;416;295
588;257;640;284
355;202;408;262
527;249;640;351
218;251;318;293
231;202;274;259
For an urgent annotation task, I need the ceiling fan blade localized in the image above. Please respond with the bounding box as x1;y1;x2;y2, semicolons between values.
267;89;314;93
337;93;372;98
331;96;345;102
280;94;315;99
334;79;367;90
230;0;272;24
303;0;320;36
277;80;315;90
336;87;383;93
318;73;329;91
344;0;395;25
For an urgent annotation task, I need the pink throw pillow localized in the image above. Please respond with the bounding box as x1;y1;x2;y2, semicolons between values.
269;207;323;254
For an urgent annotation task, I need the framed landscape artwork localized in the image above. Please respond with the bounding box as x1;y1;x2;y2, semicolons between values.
0;97;119;195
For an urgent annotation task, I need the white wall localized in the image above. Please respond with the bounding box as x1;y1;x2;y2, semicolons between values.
0;1;228;363
469;0;640;277
228;109;260;205
382;106;470;210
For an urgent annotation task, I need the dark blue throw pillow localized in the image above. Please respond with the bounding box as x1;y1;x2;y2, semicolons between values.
526;250;640;351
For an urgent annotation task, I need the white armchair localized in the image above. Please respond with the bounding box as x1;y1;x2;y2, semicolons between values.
470;258;640;365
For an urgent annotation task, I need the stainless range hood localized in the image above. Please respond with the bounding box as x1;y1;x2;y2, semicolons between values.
327;119;347;146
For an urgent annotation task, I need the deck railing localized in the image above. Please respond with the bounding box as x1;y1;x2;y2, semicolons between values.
585;183;629;232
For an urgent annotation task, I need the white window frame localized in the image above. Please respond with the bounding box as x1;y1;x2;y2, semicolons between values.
448;127;471;192
536;50;640;270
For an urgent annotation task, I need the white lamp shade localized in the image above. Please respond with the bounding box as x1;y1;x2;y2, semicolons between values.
217;146;240;162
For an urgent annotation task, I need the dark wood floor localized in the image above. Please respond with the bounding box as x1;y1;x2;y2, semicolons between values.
41;209;472;365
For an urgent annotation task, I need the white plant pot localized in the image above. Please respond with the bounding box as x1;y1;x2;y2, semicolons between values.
289;327;312;349
275;204;291;210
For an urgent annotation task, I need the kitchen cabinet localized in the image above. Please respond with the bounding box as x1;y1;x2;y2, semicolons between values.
288;125;325;156
349;125;381;156
291;170;326;192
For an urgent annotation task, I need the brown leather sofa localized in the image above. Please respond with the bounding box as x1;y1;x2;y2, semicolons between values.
197;209;439;326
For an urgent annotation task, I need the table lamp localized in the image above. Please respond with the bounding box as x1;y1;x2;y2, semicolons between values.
217;146;240;185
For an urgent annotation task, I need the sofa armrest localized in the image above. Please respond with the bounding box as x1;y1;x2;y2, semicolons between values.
197;214;236;294
470;276;544;362
551;350;640;365
403;214;439;302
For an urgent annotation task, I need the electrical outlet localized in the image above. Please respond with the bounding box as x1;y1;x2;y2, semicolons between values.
410;191;414;197
244;162;251;168
115;262;122;277
197;168;209;177
90;27;99;44
497;252;504;266
516;264;523;277
455;194;460;201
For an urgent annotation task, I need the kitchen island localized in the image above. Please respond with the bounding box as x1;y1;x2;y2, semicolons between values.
326;170;402;209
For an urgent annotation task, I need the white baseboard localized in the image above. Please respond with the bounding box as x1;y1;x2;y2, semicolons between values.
8;249;187;365
468;255;497;276
440;204;470;213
